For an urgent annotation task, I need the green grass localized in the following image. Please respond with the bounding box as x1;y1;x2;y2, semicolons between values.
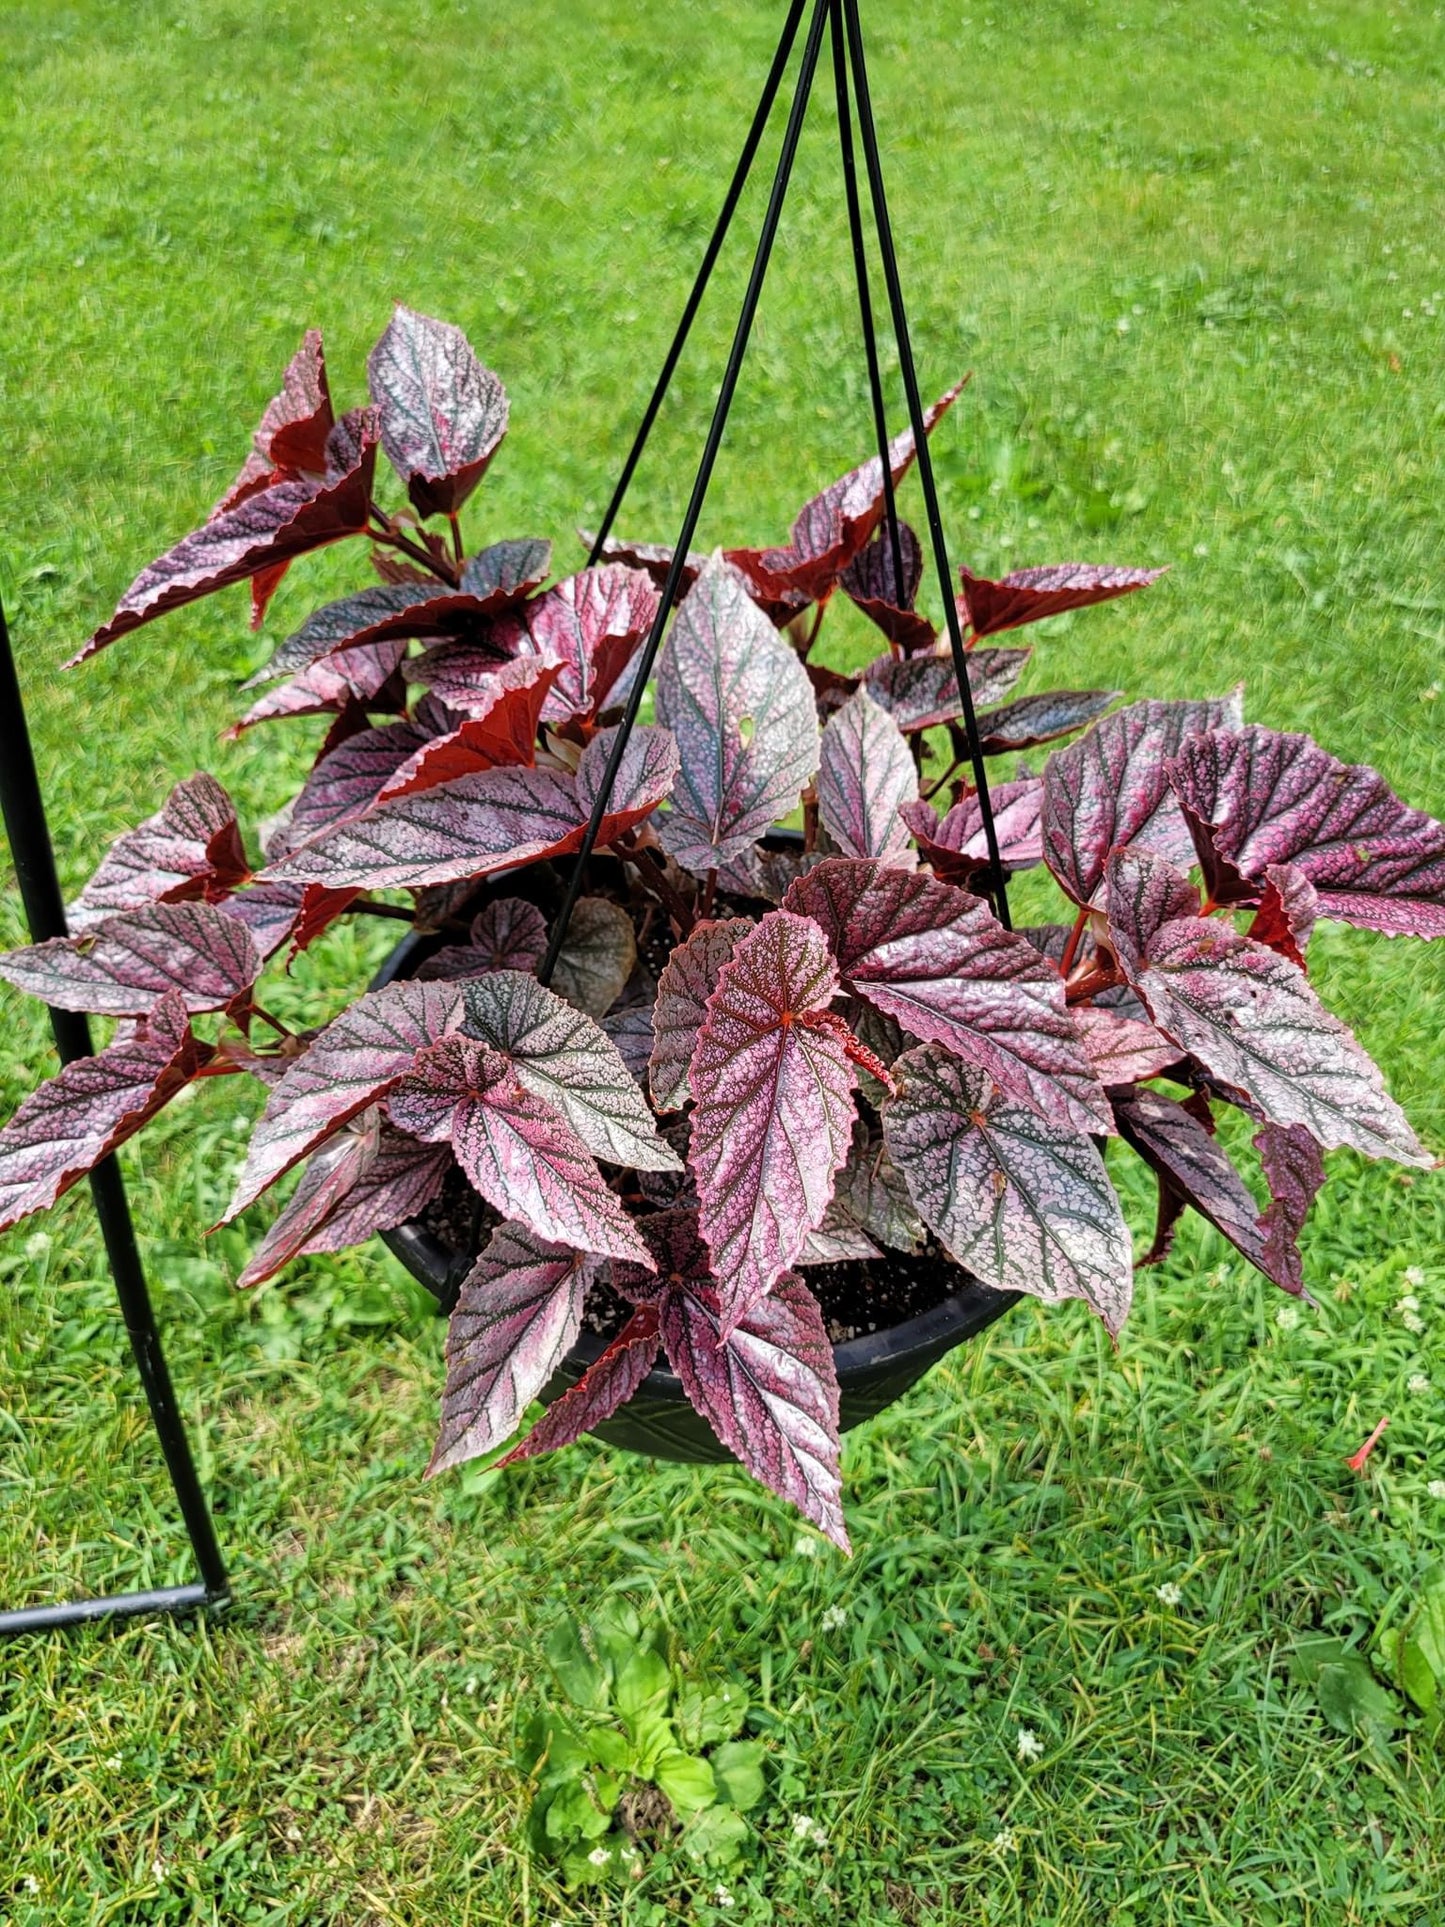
2;0;1445;1918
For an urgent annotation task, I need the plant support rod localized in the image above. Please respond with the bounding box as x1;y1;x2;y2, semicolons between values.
0;596;229;1636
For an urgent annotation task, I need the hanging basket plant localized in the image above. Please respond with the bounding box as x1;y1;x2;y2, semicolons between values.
2;311;1442;1552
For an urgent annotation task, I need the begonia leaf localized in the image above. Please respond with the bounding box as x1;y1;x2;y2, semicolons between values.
415;898;549;983
428;1220;594;1473
600;1004;655;1086
652;1234;848;1549
459;537;553;604
0;991;210;1233
367;305;509;517
518;565;661;720
458;969;680;1173
283;721;431;850
783;858;1112;1135
216;879;309;959
884;1044;1132;1333
224;979;465;1219
266;726;679;890
1169;725;1445;937
975;687;1122;755
656;554;819;875
73;432;378;663
1041;692;1245;906
862;646;1030;733
0;901;261;1017
649;918;752;1113
688;912;858;1331
902;778;1044;884
816;689;917;865
69;774;250;928
1112;1085;1268;1274
1254;1122;1325;1297
387;1034;651;1262
288;1127;453;1260
959;562;1164;638
499;1305;663;1465
401;640;516;711
229;640;409;734
1246;863;1319;971
1069;1006;1182;1085
549;898;637;1019
839;521;934;652
1119;910;1429;1167
1103;847;1202;981
826;1119;924;1256
284;884;362;962
252;583;494;684
211;330;334;516
237;1107;382;1288
378;662;560;798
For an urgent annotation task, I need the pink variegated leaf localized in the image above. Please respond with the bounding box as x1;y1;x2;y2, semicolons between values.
600;1004;655;1085
216;879;308;959
902;777;1044;884
518;565;661;720
458;970;678;1172
224;980;466;1220
1255;1122;1325;1297
656;554;819;875
975;687;1121;755
783;858;1112;1135
388;1035;652;1263
379;663;561;798
72;433;378;664
746;379;966;601
499;1305;663;1465
402;640;516;711
863;646;1031;733
415;898;549;983
459;537;553;605
265;726;679;891
884;1044;1133;1334
428;1220;595;1474
0;991;211;1233
254;584;495;684
283;721;432;851
237;1107;383;1287
0;901;260;1017
1245;864;1318;971
1070;1006;1182;1086
839;521;935;652
367;305;508;517
817;689;917;866
649;917;752;1112
285;1127;452;1260
69;775;250;928
1041;692;1246;907
211;330;335;516
688;912;858;1332
1121;914;1429;1167
1169;725;1445;937
656;1250;848;1550
959;562;1165;638
1103;848;1202;981
229;640;409;735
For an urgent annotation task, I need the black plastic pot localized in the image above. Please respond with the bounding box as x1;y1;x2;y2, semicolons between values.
370;868;1019;1466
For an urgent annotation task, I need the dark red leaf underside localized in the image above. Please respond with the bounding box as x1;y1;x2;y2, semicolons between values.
783;857;1112;1135
817;689;917;865
839;521;934;652
884;1044;1133;1333
499;1306;663;1465
74;437;378;663
1245;864;1319;971
0;901;261;1016
224;979;466;1219
1170;725;1445;937
379;663;561;798
1040;692;1246;907
428;1220;594;1474
688;913;858;1333
211;330;334;516
0;991;210;1233
861;646;1030;733
903;778;1044;884
69;774;249;928
657;1258;848;1549
367;305;509;517
959;563;1164;638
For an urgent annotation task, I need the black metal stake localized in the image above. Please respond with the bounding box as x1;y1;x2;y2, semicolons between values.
829;0;905;611
586;0;809;569
540;0;834;985
0;597;229;1636
841;0;1012;925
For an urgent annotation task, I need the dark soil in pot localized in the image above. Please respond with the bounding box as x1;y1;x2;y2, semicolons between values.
372;847;1019;1466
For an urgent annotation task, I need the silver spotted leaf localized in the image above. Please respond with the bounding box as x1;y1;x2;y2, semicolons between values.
1254;1122;1325;1298
230;639;409;734
0;901;261;1017
367;305;508;517
649;917;752;1112
549;897;638;1019
839;520;934;652
817;689;917;866
284;721;431;850
415;898;549;983
958;562;1164;638
237;1107;383;1288
902;777;1044;885
520;565;661;720
69;774;249;928
884;1044;1133;1333
1103;847;1202;981
862;645;1030;733
1069;1006;1182;1086
250;1122;451;1279
499;1305;663;1465
1245;863;1319;971
975;687;1121;755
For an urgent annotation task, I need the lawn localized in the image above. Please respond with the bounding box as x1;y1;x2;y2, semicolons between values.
2;0;1445;1918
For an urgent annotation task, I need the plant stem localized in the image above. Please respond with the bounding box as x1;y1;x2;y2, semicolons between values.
368;512;459;586
702;869;717;920
1059;904;1091;979
347;897;416;925
246;1001;294;1041
447;512;464;568
625;842;695;933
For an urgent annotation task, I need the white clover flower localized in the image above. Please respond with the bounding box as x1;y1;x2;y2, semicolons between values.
1403;1311;1426;1335
1428;1480;1445;1501
1399;1293;1421;1312
24;1876;39;1895
791;1812;827;1846
151;1858;167;1882
1409;1374;1431;1396
1016;1728;1044;1763
1156;1581;1183;1608
587;1845;612;1868
24;1231;50;1261
992;1827;1019;1854
714;1887;735;1908
793;1535;821;1558
820;1603;849;1633
1403;1266;1425;1289
1276;1304;1300;1332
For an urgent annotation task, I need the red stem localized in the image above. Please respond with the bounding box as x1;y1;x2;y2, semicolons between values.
368;512;459;586
1059;904;1091;980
